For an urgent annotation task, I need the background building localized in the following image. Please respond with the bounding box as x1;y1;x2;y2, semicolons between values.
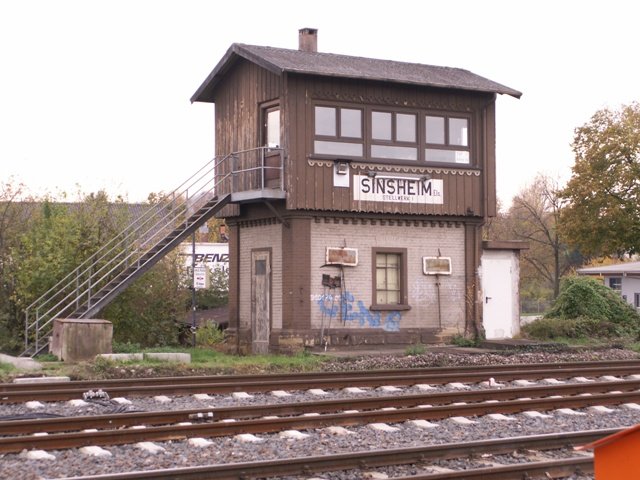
577;262;640;310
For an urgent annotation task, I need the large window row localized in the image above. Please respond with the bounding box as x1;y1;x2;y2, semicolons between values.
313;105;471;165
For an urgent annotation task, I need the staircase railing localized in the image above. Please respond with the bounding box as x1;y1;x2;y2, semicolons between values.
22;147;284;356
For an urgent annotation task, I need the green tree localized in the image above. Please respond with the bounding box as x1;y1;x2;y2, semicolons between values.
12;192;130;311
194;267;229;310
195;217;228;243
1;187;201;352
0;180;38;351
560;102;640;257
103;251;185;347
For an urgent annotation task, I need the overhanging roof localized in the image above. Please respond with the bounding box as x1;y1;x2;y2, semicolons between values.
191;43;522;103
577;261;640;276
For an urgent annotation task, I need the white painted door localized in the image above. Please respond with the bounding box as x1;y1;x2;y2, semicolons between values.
481;251;515;339
251;250;271;354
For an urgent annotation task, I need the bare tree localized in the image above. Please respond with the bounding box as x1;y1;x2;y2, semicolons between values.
508;175;580;298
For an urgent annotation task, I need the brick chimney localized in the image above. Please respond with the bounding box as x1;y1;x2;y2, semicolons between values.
298;28;318;52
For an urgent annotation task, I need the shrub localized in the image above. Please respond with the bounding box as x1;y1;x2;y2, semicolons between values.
104;253;184;347
524;276;640;340
194;268;229;310
196;322;225;347
547;276;612;320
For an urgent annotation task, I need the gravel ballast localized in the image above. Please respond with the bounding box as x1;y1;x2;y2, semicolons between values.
2;348;638;479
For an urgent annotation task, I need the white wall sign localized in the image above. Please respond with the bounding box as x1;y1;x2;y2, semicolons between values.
326;247;358;266
353;175;443;204
423;257;452;275
193;266;209;289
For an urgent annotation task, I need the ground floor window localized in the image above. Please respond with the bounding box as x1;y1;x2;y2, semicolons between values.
609;277;622;291
371;247;409;310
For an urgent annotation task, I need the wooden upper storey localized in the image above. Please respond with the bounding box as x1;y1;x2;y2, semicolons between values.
192;40;520;219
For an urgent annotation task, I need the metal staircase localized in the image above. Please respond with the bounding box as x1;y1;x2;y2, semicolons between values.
22;147;284;357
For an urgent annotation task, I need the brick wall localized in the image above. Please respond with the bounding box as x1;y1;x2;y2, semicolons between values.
309;219;466;334
238;222;283;331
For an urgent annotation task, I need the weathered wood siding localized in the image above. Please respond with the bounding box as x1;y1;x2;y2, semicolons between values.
284;74;496;218
212;59;282;216
213;59;282;155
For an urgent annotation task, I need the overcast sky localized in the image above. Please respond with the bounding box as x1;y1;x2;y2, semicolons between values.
1;0;638;207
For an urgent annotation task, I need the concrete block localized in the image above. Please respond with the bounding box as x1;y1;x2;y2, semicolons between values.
144;352;191;363
24;450;56;460
13;376;69;384
0;353;42;371
96;353;143;362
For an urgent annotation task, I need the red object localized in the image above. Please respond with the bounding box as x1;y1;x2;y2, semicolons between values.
576;423;640;479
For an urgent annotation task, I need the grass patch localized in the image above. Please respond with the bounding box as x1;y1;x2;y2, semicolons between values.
405;343;427;355
34;353;58;362
0;362;16;382
449;334;479;348
112;341;143;353
0;362;15;373
57;347;330;380
184;348;326;372
0;346;329;382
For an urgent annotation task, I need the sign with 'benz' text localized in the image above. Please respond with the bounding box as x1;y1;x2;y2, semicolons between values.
353;175;443;204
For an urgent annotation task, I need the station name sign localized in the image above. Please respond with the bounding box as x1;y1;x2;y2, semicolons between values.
353;175;443;204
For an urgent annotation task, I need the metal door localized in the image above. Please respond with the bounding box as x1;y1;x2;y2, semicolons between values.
251;250;271;354
481;251;515;339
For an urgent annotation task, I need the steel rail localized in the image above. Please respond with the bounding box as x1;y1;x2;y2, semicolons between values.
1;389;638;453
3;364;639;403
52;429;610;480
391;457;593;479
4;358;640;393
3;378;640;435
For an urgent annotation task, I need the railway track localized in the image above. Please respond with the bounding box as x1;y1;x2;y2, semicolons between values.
52;429;608;479
2;378;640;453
3;360;640;402
3;378;640;436
4;359;639;479
6;358;640;392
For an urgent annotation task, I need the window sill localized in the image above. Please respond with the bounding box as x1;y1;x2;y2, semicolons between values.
370;304;411;312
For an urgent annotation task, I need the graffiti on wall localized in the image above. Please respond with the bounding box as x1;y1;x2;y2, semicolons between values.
316;291;401;332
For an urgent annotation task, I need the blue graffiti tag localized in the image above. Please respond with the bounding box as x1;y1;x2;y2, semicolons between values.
317;291;401;332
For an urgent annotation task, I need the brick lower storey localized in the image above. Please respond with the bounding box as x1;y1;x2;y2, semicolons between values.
228;208;482;354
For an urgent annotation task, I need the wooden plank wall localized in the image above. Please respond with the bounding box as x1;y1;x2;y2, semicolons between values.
213;60;282;216
285;74;496;218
